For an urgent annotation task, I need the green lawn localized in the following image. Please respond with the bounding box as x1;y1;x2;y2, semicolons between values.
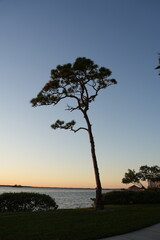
0;204;160;240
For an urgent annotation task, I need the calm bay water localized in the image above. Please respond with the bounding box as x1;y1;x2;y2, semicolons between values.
0;186;110;209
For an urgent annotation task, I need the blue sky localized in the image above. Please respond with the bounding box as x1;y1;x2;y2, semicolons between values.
0;0;160;188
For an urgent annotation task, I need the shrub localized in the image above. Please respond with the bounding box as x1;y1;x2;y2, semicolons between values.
101;190;160;205
0;192;58;212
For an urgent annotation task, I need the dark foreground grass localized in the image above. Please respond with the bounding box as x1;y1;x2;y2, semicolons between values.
0;204;160;240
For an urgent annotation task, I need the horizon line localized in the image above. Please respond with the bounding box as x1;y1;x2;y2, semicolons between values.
0;184;124;190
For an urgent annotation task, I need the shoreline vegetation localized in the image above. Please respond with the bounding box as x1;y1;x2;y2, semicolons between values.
0;189;159;239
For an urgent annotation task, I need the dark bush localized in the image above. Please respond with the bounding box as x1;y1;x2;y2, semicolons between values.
101;190;160;205
0;192;58;212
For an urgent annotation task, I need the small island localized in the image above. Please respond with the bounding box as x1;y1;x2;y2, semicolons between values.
12;184;22;188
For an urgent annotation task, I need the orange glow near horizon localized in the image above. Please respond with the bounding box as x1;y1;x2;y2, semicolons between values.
0;177;127;189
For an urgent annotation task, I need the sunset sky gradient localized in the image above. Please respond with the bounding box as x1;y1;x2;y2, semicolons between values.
0;0;160;188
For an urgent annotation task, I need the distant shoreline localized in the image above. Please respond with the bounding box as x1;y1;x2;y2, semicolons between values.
0;185;122;191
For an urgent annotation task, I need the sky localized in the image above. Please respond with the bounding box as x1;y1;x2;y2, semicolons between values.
0;0;160;189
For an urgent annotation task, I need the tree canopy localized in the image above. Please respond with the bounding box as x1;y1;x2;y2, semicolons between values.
31;57;117;131
122;165;160;189
155;53;160;75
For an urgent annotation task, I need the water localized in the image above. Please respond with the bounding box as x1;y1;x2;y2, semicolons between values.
0;186;110;209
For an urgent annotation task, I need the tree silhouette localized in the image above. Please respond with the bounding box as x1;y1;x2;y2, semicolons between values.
30;57;117;209
155;53;160;75
122;165;160;189
122;169;146;189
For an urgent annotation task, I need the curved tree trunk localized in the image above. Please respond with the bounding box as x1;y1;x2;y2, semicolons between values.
84;112;103;210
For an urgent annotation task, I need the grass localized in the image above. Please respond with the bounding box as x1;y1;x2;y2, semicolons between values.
0;204;160;240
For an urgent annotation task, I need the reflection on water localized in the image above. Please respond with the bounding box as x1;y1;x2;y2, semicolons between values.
0;186;110;209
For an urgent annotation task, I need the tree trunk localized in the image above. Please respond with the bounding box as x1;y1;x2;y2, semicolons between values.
84;112;103;210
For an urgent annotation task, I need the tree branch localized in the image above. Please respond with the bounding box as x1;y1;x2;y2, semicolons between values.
51;119;88;133
65;104;79;112
70;127;88;133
